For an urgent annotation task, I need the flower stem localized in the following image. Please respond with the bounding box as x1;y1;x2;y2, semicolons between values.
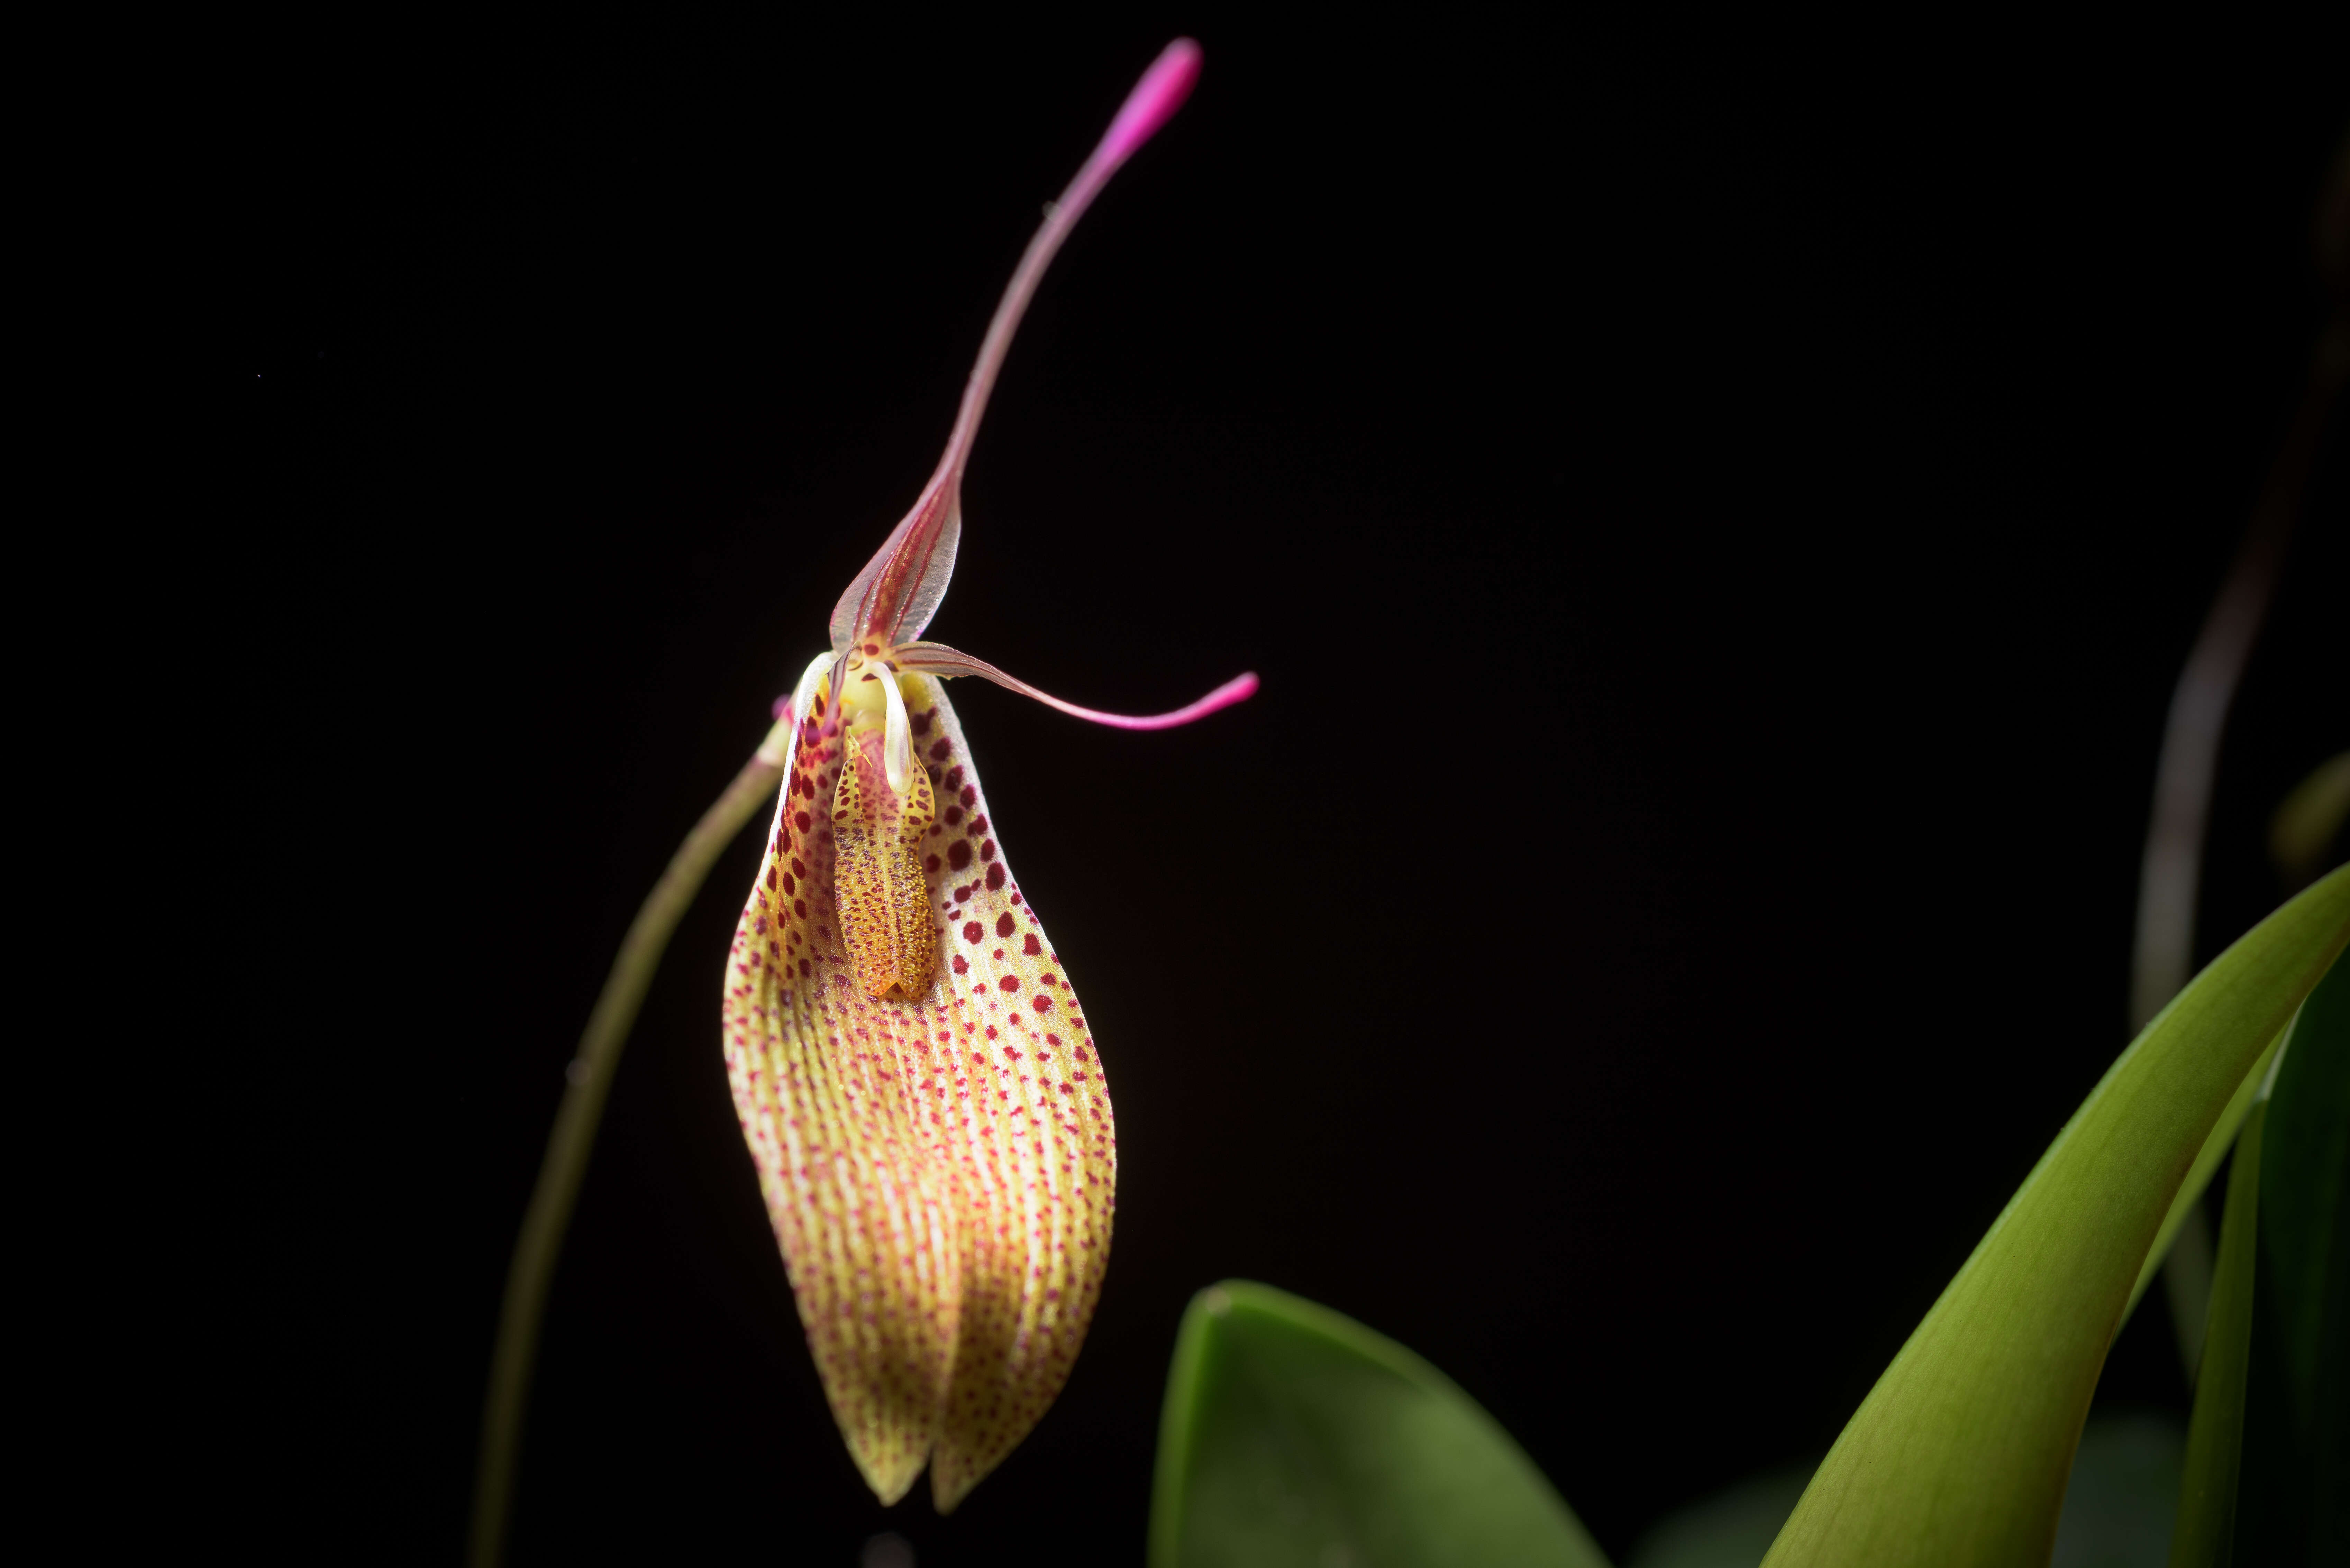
469;716;792;1568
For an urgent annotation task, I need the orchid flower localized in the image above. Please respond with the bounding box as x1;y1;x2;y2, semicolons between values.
720;39;1253;1512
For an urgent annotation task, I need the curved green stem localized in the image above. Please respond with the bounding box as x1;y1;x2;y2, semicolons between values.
469;715;791;1568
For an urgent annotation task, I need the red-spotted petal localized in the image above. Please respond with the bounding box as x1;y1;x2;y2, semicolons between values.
722;672;1115;1510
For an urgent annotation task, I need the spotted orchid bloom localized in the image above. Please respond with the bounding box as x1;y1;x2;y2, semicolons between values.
721;40;1253;1512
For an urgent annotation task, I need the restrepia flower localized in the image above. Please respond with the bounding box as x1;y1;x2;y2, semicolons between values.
722;40;1252;1512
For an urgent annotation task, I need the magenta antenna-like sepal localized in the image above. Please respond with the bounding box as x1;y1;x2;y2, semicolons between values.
828;39;1205;652
895;642;1256;731
1093;37;1202;172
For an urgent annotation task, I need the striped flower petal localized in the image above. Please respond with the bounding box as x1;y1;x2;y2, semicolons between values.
723;667;1114;1509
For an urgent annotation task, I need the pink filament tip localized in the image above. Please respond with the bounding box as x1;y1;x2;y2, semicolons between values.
1093;38;1202;170
1076;670;1259;731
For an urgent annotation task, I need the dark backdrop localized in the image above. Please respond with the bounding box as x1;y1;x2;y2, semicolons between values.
224;13;2348;1565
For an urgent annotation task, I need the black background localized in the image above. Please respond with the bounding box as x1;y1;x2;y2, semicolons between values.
223;12;2348;1565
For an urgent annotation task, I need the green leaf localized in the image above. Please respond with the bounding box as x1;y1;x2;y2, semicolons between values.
1149;1280;1610;1568
2256;949;2349;1454
1623;1414;2185;1568
2120;1028;2282;1328
1762;864;2350;1568
2052;1413;2187;1568
2169;1098;2266;1566
2235;947;2350;1563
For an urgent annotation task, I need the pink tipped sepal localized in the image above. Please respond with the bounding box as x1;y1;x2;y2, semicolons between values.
825;39;1205;655
1093;39;1202;172
895;642;1256;730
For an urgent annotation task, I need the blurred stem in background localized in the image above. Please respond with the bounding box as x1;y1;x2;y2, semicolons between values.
2132;132;2349;1383
467;714;792;1568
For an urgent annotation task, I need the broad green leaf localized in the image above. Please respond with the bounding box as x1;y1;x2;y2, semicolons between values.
1149;1280;1609;1568
1763;864;2350;1568
1624;1415;2184;1568
2121;1027;2283;1326
2235;947;2349;1563
2169;1099;2265;1566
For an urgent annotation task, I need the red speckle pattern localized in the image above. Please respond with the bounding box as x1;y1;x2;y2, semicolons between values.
832;727;939;1000
722;672;1114;1512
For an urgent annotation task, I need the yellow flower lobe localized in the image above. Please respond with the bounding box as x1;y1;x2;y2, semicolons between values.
725;672;1117;1510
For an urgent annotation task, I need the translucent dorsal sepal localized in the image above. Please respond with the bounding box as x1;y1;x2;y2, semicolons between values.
827;39;1203;652
894;641;1256;731
829;490;960;654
